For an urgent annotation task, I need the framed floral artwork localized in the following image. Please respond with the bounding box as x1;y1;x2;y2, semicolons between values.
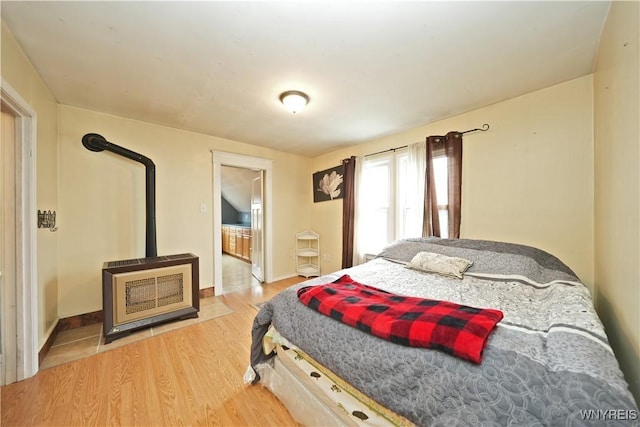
313;165;344;202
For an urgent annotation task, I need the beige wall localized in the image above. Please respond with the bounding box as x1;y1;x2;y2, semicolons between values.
3;7;638;406
312;76;595;287
593;0;639;404
57;105;310;317
1;22;59;348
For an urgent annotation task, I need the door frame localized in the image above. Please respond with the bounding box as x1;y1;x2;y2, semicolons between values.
0;79;39;384
211;151;273;295
250;172;264;283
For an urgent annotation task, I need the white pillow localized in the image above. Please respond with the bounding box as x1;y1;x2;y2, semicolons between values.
406;251;473;279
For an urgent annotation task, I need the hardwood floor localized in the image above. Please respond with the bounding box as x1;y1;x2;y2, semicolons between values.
1;277;306;426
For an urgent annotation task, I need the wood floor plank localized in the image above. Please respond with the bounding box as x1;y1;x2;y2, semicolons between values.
1;277;305;426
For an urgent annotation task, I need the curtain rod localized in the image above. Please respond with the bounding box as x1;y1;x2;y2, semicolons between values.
460;123;490;135
365;123;490;157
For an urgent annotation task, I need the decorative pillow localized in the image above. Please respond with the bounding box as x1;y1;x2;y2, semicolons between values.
406;251;473;279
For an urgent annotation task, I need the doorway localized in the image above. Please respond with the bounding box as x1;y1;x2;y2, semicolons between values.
0;80;38;385
212;152;273;296
220;165;260;293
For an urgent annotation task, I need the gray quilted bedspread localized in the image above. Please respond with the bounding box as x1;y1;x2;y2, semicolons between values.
251;238;639;426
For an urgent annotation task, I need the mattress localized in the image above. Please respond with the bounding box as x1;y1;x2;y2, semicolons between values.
254;328;414;426
249;238;639;426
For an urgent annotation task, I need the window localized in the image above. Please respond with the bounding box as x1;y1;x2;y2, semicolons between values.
360;154;393;255
432;156;449;237
359;148;448;256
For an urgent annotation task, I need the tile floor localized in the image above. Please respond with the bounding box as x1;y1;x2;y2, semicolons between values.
222;253;260;293
40;296;234;370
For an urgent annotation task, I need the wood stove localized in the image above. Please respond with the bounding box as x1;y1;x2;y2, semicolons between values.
82;133;199;343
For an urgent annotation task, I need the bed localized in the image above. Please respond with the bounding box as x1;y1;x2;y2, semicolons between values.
248;238;639;426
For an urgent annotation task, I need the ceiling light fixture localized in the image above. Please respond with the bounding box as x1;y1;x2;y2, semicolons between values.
279;90;309;114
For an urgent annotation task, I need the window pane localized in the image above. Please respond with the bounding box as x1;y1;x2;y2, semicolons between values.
401;207;420;238
362;207;389;254
360;158;391;254
363;162;389;208
433;156;448;205
397;153;421;239
438;209;449;239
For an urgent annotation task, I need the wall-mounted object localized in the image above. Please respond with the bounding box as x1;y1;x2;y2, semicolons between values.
37;210;57;231
313;165;344;202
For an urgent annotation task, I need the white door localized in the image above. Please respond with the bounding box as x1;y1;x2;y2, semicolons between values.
1;104;18;386
251;172;264;283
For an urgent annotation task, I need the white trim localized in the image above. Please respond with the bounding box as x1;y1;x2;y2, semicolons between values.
0;78;39;382
211;151;273;295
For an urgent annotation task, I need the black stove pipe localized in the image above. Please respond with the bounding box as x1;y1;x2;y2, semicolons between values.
82;133;157;258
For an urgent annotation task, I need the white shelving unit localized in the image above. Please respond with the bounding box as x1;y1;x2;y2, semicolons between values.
296;230;320;277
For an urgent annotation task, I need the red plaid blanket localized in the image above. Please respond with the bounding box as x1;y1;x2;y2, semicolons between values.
297;275;503;363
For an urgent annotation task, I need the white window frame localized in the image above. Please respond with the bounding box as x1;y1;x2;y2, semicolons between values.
360;149;412;254
361;152;395;253
358;146;450;255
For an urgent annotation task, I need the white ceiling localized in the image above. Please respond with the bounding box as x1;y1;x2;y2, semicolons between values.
1;1;610;157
